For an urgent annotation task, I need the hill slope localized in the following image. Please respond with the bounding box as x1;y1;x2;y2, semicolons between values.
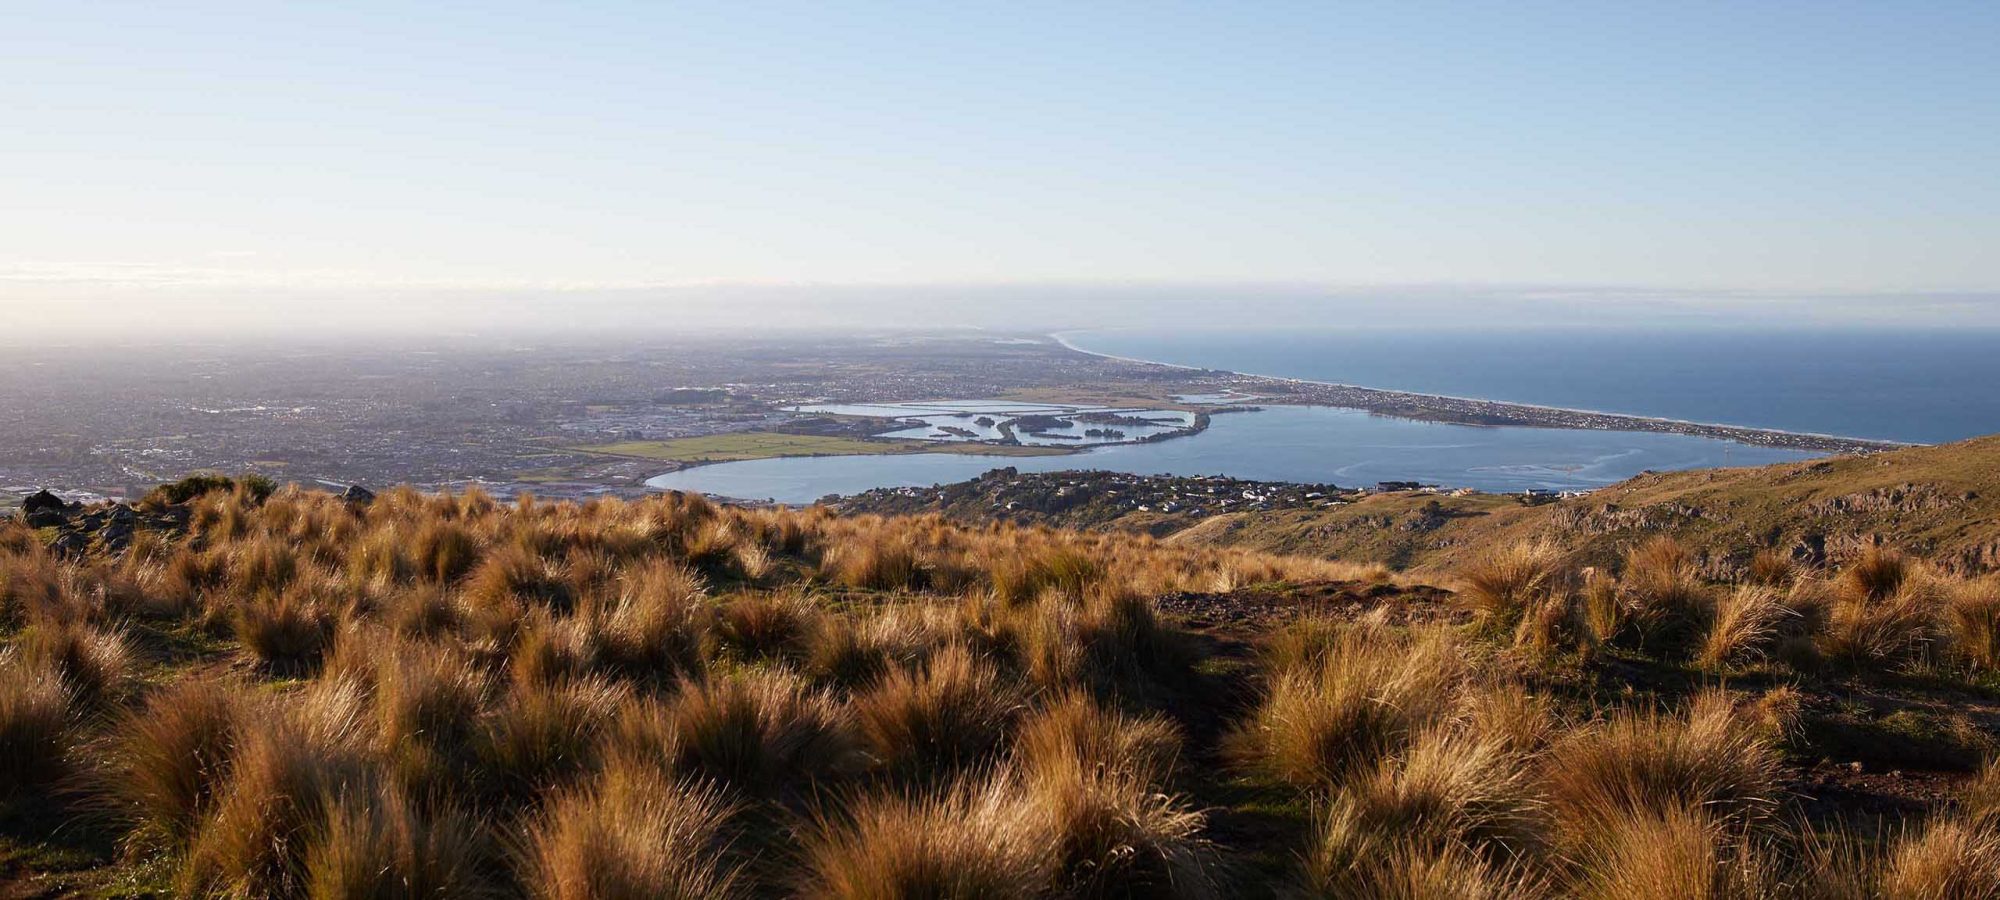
843;434;2000;576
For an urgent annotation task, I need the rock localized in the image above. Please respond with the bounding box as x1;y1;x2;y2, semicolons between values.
25;508;64;528
22;489;69;516
341;484;376;505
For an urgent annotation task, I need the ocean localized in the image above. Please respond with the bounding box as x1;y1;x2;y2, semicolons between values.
1063;328;2000;445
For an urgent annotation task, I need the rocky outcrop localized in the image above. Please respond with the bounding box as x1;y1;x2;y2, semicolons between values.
1806;483;1973;517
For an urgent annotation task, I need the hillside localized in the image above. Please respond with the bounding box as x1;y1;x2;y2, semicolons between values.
7;476;2000;896
843;435;2000;578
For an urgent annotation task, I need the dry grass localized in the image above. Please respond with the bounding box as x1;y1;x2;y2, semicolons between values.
13;482;2000;896
1698;584;1791;669
798;773;1053;900
856;643;1023;780
0;655;76;804
1457;540;1563;626
1543;691;1781;843
109;675;262;848
1232;621;1463;790
522;758;740;900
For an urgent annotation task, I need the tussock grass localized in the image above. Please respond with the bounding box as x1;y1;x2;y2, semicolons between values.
1698;584;1792;669
15;481;2000;895
109;675;262;847
305;785;495;899
1027;750;1219;898
798;772;1053;900
0;655;76;804
856;643;1022;780
1232;621;1463;790
1013;691;1182;788
1568;804;1774;900
1543;691;1781;844
15;618;137;708
651;669;863;799
179;681;371;897
1458;540;1563;626
1617;537;1715;655
522;757;740;900
1882;816;2000;900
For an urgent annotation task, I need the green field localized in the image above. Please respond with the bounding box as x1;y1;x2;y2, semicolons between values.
569;431;1074;462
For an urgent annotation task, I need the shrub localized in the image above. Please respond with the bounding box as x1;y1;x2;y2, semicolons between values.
798;773;1053;900
522;758;741;900
143;473;270;509
855;644;1022;780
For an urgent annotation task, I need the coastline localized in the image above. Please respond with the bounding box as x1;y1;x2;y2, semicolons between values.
1048;330;1911;455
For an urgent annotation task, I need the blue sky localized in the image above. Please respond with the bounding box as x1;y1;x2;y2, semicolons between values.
3;1;1998;331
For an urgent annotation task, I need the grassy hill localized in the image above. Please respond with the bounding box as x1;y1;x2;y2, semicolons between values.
6;475;2000;897
877;435;2000;579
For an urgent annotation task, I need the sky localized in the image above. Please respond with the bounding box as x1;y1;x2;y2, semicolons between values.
3;1;1999;334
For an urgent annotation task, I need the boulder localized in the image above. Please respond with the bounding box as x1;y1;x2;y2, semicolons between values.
21;489;69;516
341;484;376;506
